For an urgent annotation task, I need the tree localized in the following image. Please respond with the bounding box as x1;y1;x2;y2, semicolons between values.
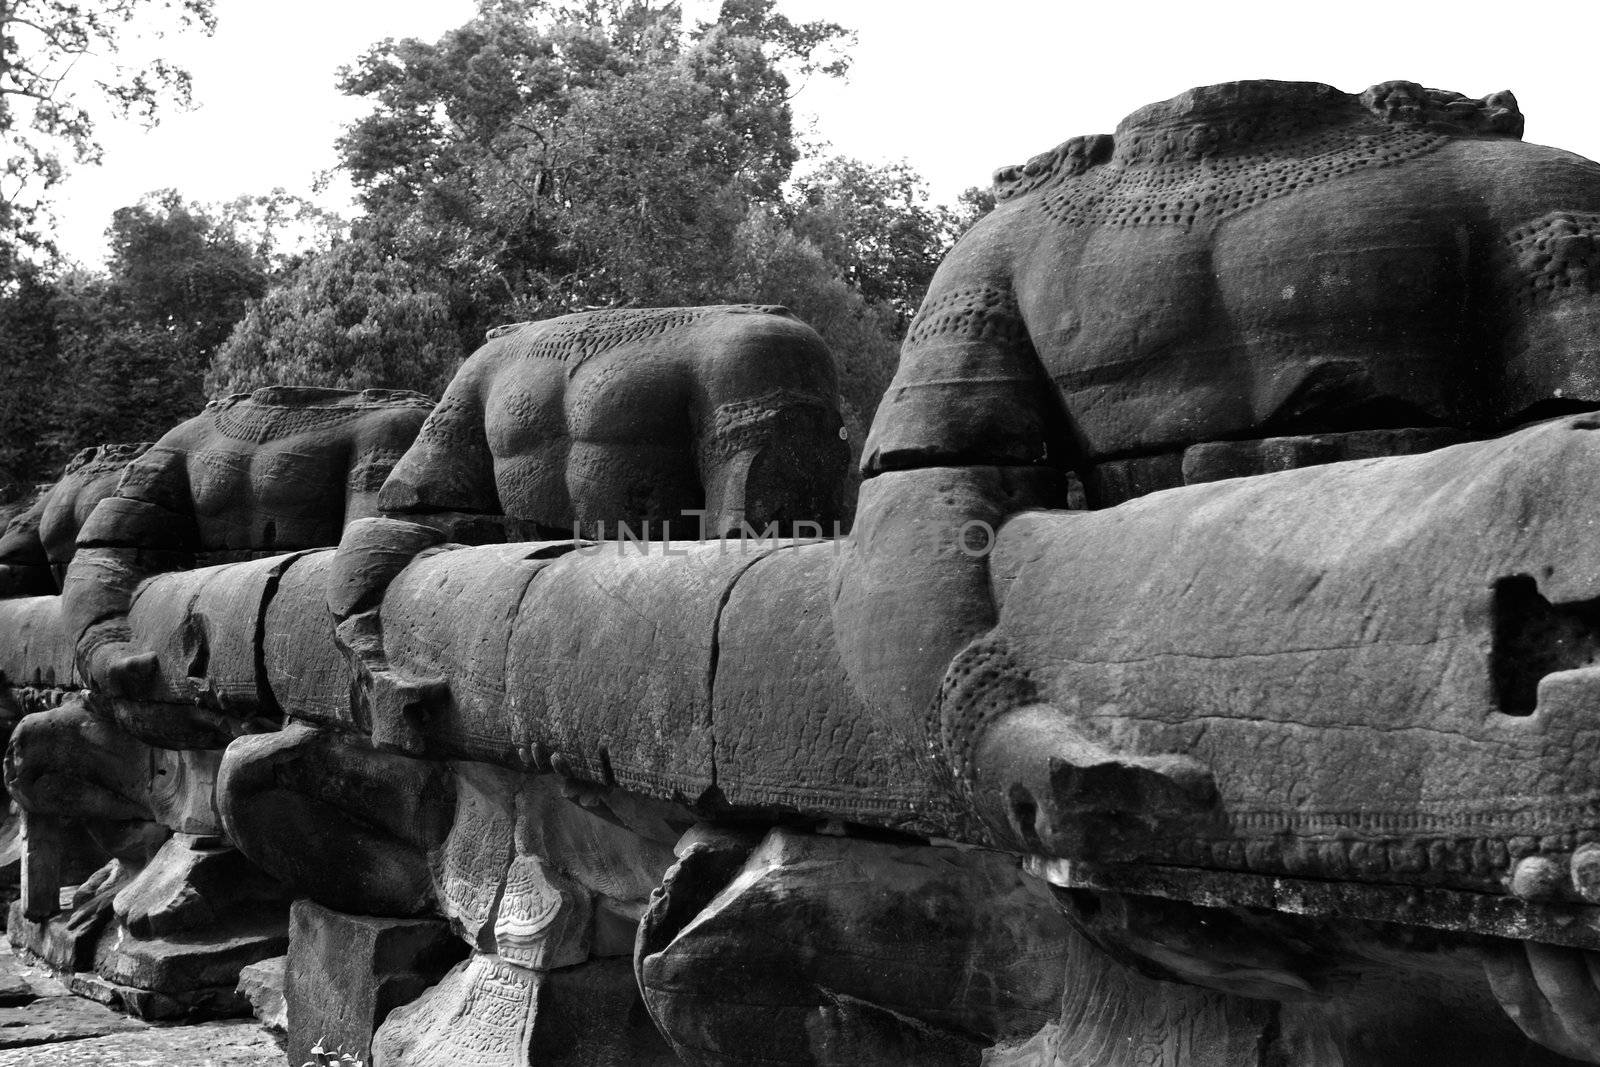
789;157;962;325
108;189;269;354
0;192;271;482
0;0;217;276
206;235;463;399
0;264;61;484
46;268;203;454
333;0;851;318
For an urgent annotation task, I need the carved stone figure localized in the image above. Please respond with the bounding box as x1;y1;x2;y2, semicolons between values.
4;387;434;1015
0;443;152;890
0;442;152;597
835;77;1600;1064
12;78;1600;1065
380;303;848;541
217;305;851;1063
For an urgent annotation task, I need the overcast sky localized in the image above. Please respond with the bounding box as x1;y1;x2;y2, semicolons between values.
47;0;1600;264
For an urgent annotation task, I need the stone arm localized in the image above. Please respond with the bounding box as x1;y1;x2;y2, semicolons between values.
61;435;201;696
836;210;1071;762
0;491;55;597
694;313;851;536
343;402;440;525
377;352;508;545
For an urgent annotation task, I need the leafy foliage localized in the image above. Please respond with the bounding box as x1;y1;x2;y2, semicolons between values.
330;0;850;314
0;265;63;484
0;191;270;485
0;0;217;276
206;235;462;398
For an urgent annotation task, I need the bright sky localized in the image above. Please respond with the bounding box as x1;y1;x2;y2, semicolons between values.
48;0;1600;265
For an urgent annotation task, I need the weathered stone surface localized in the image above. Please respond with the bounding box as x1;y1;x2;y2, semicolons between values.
110;833;288;939
432;761;516;947
0;995;147;1049
374;952;677;1067
10;896;113;975
260;549;351;729
48;76;1600;1067
0;442;151;598
637;828;1070;1065
381;305;848;540
0;596;75;690
865;81;1582;485
63;386;433;705
945;416;1600;892
236;954;285;1033
219;726;454;917
94;915;286;1011
494;855;592;970
285;899;466;1067
0;933;281;1062
0;1019;284;1066
512;774;681;957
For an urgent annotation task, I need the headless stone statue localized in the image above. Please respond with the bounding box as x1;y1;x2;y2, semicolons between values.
3;387;434;1014
0;444;153;899
217;308;852;1063
0;442;153;597
834;79;1600;1065
381;304;848;541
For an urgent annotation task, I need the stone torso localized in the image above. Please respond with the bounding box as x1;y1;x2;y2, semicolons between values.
122;387;436;556
868;80;1600;494
481;309;719;532
37;443;153;571
384;305;846;537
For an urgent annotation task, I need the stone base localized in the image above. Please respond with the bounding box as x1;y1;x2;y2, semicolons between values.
8;897;286;1020
285;899;467;1066
374;951;678;1067
237;954;286;1032
8;894;108;973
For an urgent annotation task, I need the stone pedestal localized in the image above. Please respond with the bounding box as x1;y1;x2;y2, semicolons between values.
373;952;678;1067
8;896;286;1020
285;899;466;1066
236;954;286;1032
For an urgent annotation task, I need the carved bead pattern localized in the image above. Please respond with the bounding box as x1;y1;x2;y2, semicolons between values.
498;305;791;372
993;81;1521;219
930;636;1037;804
209;390;433;444
1507;211;1600;307
1035;124;1451;231
700;388;833;461
904;286;1029;350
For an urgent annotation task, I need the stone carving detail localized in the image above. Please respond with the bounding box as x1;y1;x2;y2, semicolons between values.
3;386;435;1016
1509;211;1600;306
11;77;1600;1067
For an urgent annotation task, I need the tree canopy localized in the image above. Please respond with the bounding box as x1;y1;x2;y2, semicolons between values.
0;0;216;276
0;191;270;482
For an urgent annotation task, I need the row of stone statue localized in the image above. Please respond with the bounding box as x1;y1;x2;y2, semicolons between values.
4;78;1600;1065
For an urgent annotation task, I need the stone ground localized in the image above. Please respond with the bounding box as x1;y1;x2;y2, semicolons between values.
0;940;284;1066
